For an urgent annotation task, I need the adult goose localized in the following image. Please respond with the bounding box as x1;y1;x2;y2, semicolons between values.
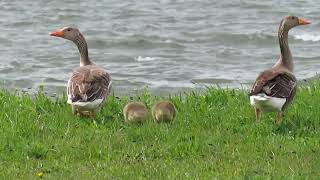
50;26;112;117
249;16;310;124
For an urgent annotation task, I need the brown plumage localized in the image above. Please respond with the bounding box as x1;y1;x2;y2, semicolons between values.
250;70;297;109
152;101;176;123
249;16;310;123
50;26;112;117
68;65;111;103
123;102;148;123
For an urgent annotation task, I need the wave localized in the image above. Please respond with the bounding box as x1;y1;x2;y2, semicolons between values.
212;32;276;45
134;56;158;62
148;80;194;88
214;32;320;45
293;34;320;42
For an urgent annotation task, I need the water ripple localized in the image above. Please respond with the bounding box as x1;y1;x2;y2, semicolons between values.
0;0;318;95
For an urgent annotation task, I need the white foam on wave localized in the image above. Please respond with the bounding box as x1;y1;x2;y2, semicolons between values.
134;56;158;62
293;34;320;42
148;80;194;88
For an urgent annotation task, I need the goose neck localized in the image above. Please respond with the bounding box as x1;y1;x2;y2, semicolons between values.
73;33;92;66
277;27;293;72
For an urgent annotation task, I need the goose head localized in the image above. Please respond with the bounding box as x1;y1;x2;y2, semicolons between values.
50;26;81;41
280;16;311;31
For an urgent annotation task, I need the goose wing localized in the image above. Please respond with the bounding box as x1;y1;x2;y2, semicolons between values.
67;65;112;104
249;70;297;109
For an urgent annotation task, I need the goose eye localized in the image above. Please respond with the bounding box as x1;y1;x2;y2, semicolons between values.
291;16;295;20
67;28;71;31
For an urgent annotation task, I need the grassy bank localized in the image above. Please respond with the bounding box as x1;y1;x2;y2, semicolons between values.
0;82;319;179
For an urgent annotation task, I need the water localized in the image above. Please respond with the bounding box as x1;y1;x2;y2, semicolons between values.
0;0;319;95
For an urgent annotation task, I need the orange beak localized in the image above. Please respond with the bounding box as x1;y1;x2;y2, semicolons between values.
49;30;64;37
298;18;311;25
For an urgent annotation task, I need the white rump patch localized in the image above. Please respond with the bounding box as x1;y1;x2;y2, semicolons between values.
250;93;286;112
67;98;104;110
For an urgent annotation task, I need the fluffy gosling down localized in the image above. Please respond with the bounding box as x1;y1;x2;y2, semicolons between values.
152;101;176;123
123;102;148;123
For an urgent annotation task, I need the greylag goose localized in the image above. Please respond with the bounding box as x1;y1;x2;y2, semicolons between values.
50;27;112;117
123;102;148;123
249;16;310;123
152;100;176;123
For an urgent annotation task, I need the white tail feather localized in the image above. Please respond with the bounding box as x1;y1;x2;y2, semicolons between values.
250;93;286;112
67;98;104;110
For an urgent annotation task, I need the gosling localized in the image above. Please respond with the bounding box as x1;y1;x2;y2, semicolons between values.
123;102;147;123
152;100;176;123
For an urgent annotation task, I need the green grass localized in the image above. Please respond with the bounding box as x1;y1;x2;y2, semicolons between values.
0;82;320;179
